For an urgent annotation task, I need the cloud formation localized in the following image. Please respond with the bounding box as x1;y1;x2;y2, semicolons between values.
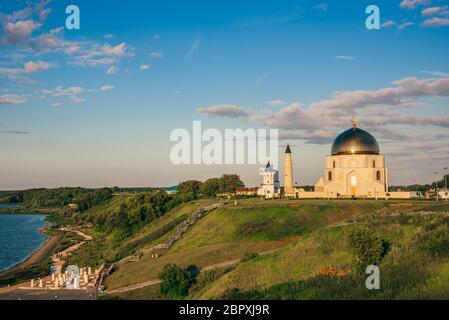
186;38;201;59
421;17;449;26
106;66;118;74
422;6;449;16
150;51;164;59
197;76;449;145
398;21;416;29
0;94;26;105
313;4;329;12
381;20;397;28
100;85;114;91
400;0;430;10
0;130;30;134
198;104;252;118
332;55;355;60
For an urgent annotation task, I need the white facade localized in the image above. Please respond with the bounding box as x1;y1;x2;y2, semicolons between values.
314;154;388;198
257;162;280;199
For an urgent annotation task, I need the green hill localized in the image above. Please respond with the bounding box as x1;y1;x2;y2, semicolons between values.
100;199;449;300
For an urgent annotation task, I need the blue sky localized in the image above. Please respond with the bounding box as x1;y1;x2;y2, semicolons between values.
1;0;449;189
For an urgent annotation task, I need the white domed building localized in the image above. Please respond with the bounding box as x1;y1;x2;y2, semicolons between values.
313;122;388;198
257;121;411;199
297;121;411;199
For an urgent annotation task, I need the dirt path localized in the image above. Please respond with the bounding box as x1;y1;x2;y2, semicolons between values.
104;249;280;295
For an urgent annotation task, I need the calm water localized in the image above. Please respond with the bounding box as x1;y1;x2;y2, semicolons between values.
0;210;48;272
0;203;23;209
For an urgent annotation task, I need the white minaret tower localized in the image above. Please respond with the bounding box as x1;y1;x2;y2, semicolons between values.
284;144;294;196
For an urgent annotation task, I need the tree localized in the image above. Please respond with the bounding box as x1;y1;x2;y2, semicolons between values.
218;174;245;194
347;228;389;268
177;180;202;198
200;178;220;197
159;264;195;298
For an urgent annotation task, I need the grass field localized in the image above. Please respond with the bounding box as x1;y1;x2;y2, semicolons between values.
92;198;449;299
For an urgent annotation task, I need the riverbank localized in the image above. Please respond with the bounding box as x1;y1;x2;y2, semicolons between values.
0;233;63;287
0;207;59;215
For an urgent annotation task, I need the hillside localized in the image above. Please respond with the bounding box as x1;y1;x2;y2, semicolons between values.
101;199;449;300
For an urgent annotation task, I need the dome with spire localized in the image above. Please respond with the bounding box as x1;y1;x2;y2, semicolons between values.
331;123;380;156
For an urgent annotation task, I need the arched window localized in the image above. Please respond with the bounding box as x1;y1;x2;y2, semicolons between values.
333;161;336;168
328;171;332;181
376;170;381;181
373;160;376;168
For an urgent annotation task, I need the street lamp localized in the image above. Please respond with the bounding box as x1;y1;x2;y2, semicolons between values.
435;172;439;202
444;167;448;201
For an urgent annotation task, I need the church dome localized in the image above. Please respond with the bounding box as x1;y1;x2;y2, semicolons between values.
331;126;380;156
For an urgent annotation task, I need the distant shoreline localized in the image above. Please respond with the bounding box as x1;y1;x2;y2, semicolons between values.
0;207;56;215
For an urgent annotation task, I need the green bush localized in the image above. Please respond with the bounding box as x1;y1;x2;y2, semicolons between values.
418;229;449;258
241;251;259;263
159;264;196;299
347;227;389;268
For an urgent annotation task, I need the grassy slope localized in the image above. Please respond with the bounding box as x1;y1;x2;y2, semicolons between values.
197;201;449;300
105;199;449;300
105;200;391;291
68;197;216;269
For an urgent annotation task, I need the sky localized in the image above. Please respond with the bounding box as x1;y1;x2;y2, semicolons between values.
0;0;449;190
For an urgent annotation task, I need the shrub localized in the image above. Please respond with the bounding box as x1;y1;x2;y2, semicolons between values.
159;264;196;299
241;251;259;263
418;230;449;258
347;228;389;268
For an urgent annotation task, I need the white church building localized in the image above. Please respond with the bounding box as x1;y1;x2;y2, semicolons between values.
257;161;280;199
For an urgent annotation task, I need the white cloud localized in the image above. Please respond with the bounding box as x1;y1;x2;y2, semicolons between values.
0;60;53;80
153;35;160;40
101;42;127;57
70;42;131;67
420;70;449;77
39;86;86;104
265;100;288;107
140;64;151;70
2;20;40;45
332;55;355;60
150;51;164;59
313;4;329;12
106;66;118;74
24;60;52;73
43;86;84;97
256;72;269;85
381;20;396;28
400;0;430;10
422;6;449;16
398;21;416;29
104;34;115;39
198;104;251;118
0;130;30;135
0;94;26;105
70;96;85;104
421;17;449;27
100;85;114;91
186;38;201;59
197;76;449;144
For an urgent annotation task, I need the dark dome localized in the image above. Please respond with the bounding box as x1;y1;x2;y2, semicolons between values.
331;127;380;155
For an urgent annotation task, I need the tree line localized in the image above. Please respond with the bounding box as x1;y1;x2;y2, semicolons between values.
176;174;245;198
